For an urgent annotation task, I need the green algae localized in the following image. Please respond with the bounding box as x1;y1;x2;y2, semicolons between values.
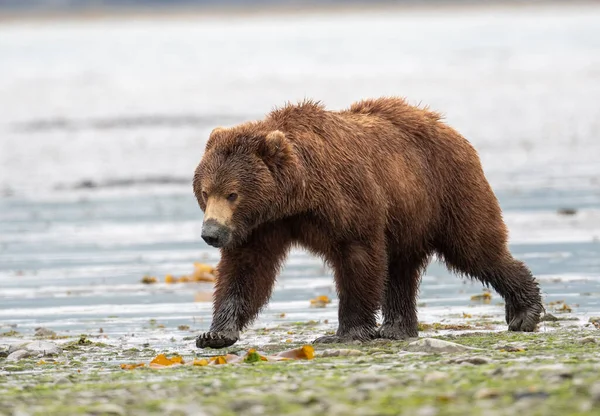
1;327;599;415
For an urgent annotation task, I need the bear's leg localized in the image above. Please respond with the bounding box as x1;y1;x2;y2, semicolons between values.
196;227;291;349
313;239;386;344
376;254;428;340
441;244;542;332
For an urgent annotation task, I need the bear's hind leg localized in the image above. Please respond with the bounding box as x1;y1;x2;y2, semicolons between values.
313;238;386;344
440;243;542;332
377;253;428;340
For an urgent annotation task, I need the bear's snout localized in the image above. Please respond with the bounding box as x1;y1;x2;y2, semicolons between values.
201;219;231;248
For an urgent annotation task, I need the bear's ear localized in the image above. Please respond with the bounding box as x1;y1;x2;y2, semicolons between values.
205;126;227;152
257;130;292;169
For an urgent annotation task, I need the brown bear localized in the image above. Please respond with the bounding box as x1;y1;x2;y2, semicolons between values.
193;97;543;349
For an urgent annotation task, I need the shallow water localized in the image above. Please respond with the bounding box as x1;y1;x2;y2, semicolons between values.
1;4;600;338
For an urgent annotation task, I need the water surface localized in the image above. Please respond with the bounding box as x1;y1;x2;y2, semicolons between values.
1;4;599;338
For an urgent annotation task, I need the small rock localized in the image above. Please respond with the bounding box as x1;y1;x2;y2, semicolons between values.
356;382;384;392
230;398;264;413
423;371;448;382
540;313;559;322
474;388;501;399
513;391;549;401
9;409;32;416
369;339;401;346
346;373;395;387
578;336;597;345
495;343;527;352
328;404;354;416
24;341;62;356
88;403;125;416
536;364;569;372
557;208;577;216
366;348;393;355
321;349;364;357
405;338;480;353
8;343;28;354
6;350;32;361
556;370;574;380
34;327;56;338
589;382;600;402
162;403;208;416
447;356;491;365
53;376;72;385
0;345;8;358
415;406;438;416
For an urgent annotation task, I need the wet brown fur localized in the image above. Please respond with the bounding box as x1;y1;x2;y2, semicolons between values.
193;97;543;348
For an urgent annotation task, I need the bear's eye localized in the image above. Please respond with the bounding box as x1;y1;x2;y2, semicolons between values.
227;193;238;202
201;191;208;201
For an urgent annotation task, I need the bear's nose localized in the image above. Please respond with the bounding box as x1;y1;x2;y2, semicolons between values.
201;220;230;248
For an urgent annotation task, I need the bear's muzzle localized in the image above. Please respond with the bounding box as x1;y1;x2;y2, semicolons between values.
201;219;231;248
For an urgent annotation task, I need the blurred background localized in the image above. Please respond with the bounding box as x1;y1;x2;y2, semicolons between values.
1;0;599;340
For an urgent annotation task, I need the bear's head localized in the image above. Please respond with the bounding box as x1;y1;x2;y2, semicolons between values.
193;125;296;248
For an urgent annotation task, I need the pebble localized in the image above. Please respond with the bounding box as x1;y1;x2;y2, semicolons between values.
87;403;126;416
8;343;28;354
5;341;62;361
347;373;395;387
328;404;354;416
368;339;395;346
495;343;526;352
540;313;559;322
423;371;448;383
589;382;600;403
513;391;549;401
577;336;597;345
536;364;568;371
415;406;438;416
405;338;480;353
366;348;393;355
34;327;56;338
6;350;33;361
24;341;62;356
474;388;501;399
53;376;73;385
162;403;208;416
557;207;577;216
230;398;265;412
447;356;491;365
321;349;364;357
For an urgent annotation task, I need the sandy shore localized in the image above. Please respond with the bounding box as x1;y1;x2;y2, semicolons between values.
2;317;600;415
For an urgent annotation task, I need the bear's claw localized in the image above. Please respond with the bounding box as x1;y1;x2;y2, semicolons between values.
196;331;239;349
506;303;542;332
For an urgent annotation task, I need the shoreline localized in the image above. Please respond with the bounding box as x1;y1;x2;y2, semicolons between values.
2;320;600;415
0;0;598;25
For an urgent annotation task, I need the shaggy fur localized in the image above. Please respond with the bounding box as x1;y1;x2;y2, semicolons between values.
193;97;543;348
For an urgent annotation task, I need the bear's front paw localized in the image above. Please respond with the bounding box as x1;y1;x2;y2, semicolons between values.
196;331;239;349
376;323;417;340
507;302;543;332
